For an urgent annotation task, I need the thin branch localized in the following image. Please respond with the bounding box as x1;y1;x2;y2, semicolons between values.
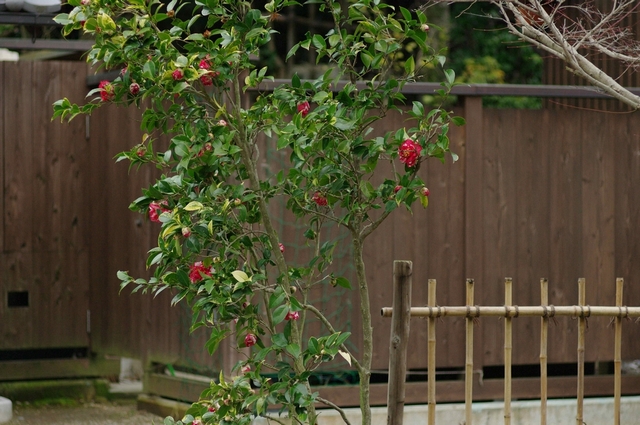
316;396;352;425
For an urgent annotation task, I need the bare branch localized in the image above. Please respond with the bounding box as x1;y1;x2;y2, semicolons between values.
443;0;640;109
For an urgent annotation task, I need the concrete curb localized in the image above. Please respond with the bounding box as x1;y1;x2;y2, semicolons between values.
0;396;12;424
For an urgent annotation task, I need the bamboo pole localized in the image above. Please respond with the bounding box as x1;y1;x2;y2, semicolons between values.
540;278;548;425
465;279;475;425
381;305;640;318
504;278;513;425
387;261;413;425
576;278;586;425
427;279;437;425
614;278;624;425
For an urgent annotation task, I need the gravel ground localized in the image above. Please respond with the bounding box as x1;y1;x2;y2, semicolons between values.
5;400;164;425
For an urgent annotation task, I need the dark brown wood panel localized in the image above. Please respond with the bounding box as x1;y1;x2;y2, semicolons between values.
3;61;33;253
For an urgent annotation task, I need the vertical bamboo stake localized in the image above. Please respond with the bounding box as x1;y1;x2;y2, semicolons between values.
465;279;475;425
504;278;513;425
576;278;586;425
428;279;437;425
614;278;624;425
387;261;413;425
540;278;549;425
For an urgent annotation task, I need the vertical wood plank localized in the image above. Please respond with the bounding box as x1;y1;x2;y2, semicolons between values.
514;109;550;365
548;109;582;363
0;62;5;254
464;96;484;372
482;109;517;366
581;111;616;361
4;61;33;253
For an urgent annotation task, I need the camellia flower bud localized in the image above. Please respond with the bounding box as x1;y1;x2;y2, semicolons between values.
285;311;300;321
422;187;430;197
244;333;257;347
421;24;430;32
218;119;228;127
189;261;213;283
297;101;310;117
98;80;114;102
181;227;191;237
279;243;285;253
172;69;183;81
241;364;251;373
129;82;140;95
312;192;328;206
148;200;170;223
394;185;402;193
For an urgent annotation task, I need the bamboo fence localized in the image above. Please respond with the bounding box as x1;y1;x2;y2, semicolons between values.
383;276;639;425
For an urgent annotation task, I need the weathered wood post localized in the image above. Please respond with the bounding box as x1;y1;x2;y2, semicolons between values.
387;260;412;425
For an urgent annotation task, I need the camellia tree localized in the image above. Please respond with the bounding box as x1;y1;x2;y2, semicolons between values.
54;0;461;424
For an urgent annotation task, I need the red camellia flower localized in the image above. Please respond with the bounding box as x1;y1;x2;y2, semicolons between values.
297;101;310;117
422;187;430;197
129;82;140;95
285;311;300;321
189;261;213;283
199;58;211;70
200;75;213;86
244;333;257;347
98;80;114;102
172;69;183;81
398;139;422;168
312;192;328;206
148;200;170;223
279;243;285;253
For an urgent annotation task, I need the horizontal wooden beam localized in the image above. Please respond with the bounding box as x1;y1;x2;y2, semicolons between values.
0;38;94;51
0;12;60;26
0;357;119;381
145;372;640;407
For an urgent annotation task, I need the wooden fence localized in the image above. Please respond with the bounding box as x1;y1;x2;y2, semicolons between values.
2;61;640;403
384;260;640;425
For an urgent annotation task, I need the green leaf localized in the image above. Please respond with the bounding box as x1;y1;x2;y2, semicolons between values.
452;116;466;126
404;55;415;75
286;343;301;358
272;304;288;324
312;34;326;51
360;180;374;199
444;69;455;86
335;277;351;289
231;270;251;282
184;201;203;211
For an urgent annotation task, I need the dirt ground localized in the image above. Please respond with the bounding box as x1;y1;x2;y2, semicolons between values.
5;400;164;425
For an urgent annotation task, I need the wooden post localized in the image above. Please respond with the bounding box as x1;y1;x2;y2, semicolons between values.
540;278;549;425
614;278;624;425
428;279;437;425
465;279;475;425
576;278;586;425
504;278;513;425
387;260;413;425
